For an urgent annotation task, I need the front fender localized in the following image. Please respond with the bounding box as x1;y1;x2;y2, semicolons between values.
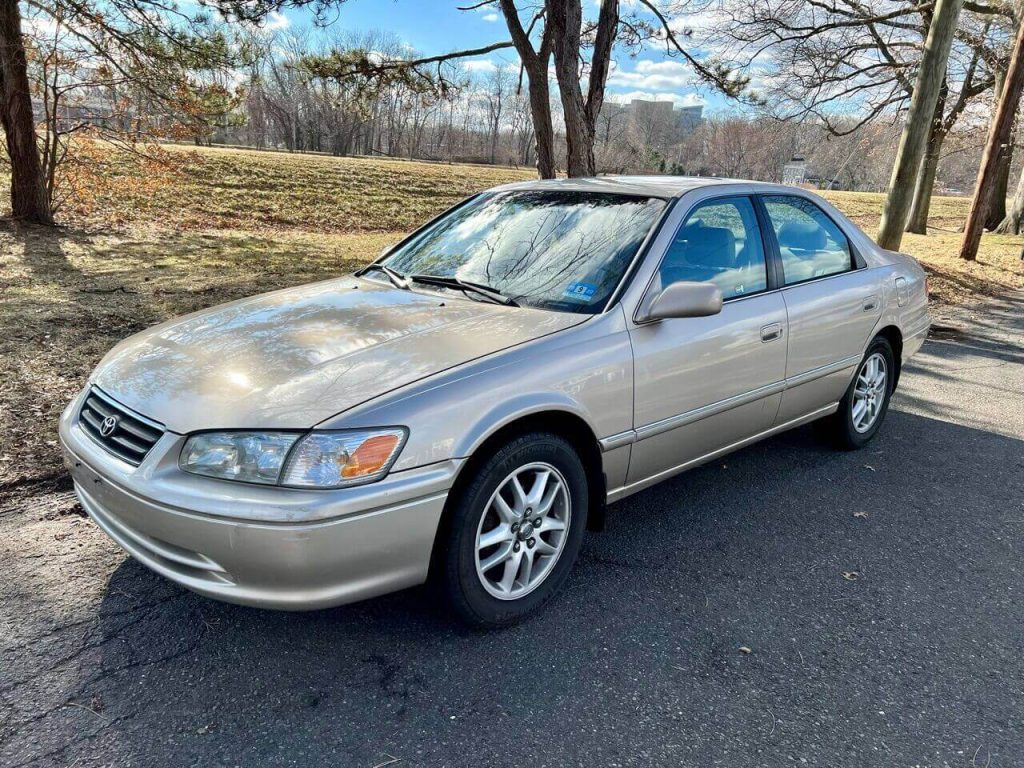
450;393;598;459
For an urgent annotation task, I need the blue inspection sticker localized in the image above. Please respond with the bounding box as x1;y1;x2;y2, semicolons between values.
563;282;598;302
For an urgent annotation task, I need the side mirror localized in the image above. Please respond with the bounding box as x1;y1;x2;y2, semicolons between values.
641;281;723;321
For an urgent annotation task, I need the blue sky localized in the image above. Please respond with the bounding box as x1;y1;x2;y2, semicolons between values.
276;0;730;110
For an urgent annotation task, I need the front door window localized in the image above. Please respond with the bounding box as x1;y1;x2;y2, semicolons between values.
658;197;768;300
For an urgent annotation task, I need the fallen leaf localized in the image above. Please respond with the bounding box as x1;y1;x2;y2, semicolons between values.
842;571;860;581
739;646;752;654
853;511;868;519
864;465;876;471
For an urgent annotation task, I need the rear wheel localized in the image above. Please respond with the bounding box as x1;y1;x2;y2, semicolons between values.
820;336;895;449
439;432;588;628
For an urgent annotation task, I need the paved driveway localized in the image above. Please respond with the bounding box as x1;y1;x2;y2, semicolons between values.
2;294;1022;768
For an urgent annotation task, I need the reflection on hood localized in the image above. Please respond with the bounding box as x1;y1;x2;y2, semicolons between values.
93;278;585;433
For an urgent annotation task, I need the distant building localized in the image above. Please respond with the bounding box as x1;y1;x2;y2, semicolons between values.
782;157;809;186
600;98;704;137
677;105;703;134
782;156;840;190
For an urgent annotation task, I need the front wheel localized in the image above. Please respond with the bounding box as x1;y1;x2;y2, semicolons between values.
439;432;588;628
820;336;895;449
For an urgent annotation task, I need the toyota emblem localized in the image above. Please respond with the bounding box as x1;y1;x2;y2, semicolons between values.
99;415;118;437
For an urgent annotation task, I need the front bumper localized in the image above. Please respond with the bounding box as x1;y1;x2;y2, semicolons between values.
59;391;456;610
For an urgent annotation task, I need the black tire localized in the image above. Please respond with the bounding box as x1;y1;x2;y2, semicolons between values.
439;432;588;629
819;335;895;450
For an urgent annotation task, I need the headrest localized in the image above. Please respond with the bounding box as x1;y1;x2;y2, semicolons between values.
778;220;825;253
682;226;736;269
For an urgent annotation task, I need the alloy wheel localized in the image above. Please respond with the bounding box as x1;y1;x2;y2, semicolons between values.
852;352;888;433
474;461;571;600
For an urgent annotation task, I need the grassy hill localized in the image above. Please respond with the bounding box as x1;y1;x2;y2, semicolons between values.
0;144;1021;492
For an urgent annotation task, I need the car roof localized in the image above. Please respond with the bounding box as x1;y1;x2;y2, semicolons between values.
489;175;778;199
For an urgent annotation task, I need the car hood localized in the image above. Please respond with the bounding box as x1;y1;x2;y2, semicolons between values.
92;277;585;433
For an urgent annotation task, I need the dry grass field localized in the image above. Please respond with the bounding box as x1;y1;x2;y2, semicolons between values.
1;145;1021;496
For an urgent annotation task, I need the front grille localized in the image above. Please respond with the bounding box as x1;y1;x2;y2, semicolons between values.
79;388;164;466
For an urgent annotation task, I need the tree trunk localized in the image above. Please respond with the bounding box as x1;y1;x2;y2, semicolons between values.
549;0;595;177
905;130;945;235
555;74;595;177
524;63;556;178
983;62;1012;230
498;0;556;178
905;87;947;235
876;0;964;250
984;127;1014;229
0;0;53;224
960;13;1024;261
995;165;1024;234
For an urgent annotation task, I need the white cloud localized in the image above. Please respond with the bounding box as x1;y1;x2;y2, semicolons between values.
259;10;290;31
463;59;499;72
481;12;500;22
607;58;702;91
23;14;61;39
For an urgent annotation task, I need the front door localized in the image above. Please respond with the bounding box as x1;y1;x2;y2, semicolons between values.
626;195;788;486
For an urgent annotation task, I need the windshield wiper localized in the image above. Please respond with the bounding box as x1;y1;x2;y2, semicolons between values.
357;263;409;290
409;274;519;307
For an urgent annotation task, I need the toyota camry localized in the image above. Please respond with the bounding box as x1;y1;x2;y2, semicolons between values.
59;177;930;627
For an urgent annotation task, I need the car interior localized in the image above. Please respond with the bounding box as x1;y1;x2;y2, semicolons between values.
658;202;768;300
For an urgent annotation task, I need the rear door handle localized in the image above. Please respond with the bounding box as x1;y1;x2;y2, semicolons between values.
761;323;783;342
862;295;879;312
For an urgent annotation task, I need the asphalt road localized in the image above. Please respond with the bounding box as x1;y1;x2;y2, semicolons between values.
2;294;1022;768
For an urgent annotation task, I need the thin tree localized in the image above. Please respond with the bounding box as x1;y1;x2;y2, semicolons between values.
0;0;53;223
877;0;965;251
960;11;1024;260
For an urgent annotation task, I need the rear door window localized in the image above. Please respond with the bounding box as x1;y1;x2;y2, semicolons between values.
761;196;853;285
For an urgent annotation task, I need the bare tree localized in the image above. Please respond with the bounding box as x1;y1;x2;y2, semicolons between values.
877;0;964;250
960;10;1024;260
303;0;746;177
483;65;512;164
718;0;1005;235
1;0;295;224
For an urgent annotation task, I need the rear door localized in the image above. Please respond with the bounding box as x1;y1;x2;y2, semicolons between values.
757;194;883;423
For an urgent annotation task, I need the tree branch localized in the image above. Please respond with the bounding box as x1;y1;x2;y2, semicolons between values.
636;0;749;98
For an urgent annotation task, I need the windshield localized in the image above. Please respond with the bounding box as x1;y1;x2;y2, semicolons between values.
380;191;666;314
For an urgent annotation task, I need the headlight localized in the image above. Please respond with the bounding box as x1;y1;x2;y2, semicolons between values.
280;428;407;488
180;432;300;484
180;428;407;488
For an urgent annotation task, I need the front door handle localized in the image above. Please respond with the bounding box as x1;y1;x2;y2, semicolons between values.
761;323;783;342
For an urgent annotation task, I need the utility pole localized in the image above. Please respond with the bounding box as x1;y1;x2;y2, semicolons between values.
876;0;964;251
959;14;1024;261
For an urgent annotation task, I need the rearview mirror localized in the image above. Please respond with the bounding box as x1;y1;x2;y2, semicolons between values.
641;281;723;321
